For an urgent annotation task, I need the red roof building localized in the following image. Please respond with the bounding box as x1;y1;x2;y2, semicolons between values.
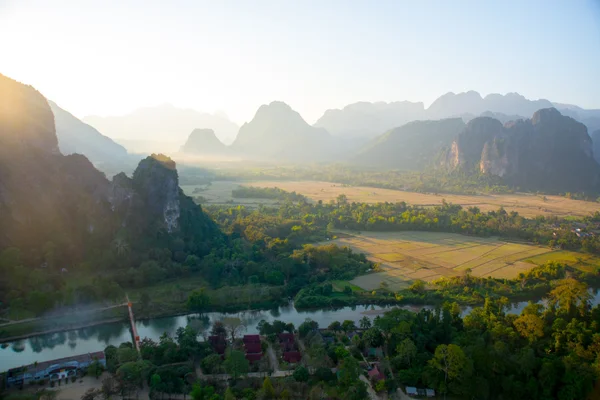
278;333;295;343
368;366;385;382
244;342;262;354
283;351;302;363
243;334;261;344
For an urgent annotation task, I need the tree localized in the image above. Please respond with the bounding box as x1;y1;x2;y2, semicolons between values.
344;286;353;295
87;359;103;379
190;383;217;400
116;361;153;390
359;316;371;329
200;354;222;374
429;344;470;399
224;387;236;400
336;194;348;206
328;321;342;332
187;288;211;312
299;319;319;338
549;278;591;316
262;376;276;399
150;373;162;393
222;317;245;342
395;338;418;367
293;365;309;382
514;313;545;343
224;349;249;379
338;356;360;386
341;320;356;332
409;279;426;294
363;327;384;348
211;321;227;337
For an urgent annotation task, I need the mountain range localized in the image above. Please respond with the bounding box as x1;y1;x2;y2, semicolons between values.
7;67;600;193
83;104;239;154
315;91;600;139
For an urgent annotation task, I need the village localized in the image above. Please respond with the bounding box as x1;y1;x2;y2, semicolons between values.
2;316;439;399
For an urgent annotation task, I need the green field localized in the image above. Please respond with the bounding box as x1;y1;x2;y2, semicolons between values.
331;280;363;292
323;231;599;291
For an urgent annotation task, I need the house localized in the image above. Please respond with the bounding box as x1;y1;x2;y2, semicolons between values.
368;366;385;382
5;352;106;387
406;387;418;396
347;331;359;341
243;335;260;344
278;332;298;351
278;333;295;343
209;335;227;355
425;388;436;397
244;342;262;354
283;351;302;363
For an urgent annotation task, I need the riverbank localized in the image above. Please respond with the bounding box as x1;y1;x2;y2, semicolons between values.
0;306;128;343
0;318;125;344
3;268;599;344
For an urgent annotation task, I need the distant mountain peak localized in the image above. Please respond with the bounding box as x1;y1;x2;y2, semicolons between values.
231;101;332;160
180;128;227;155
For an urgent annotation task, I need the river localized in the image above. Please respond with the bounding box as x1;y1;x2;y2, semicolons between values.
3;290;600;372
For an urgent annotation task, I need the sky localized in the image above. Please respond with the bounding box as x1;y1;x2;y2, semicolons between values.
1;0;599;125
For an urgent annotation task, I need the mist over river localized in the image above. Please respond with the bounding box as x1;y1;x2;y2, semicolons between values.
3;292;600;372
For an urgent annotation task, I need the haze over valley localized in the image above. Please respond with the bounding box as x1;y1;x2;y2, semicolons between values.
2;1;600;399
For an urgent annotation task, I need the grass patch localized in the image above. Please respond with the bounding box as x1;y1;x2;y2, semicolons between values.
331;280;364;292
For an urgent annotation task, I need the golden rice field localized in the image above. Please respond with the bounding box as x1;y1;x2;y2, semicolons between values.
322;231;593;291
248;180;600;218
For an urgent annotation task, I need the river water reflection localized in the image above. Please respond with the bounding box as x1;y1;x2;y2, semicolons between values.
3;290;600;372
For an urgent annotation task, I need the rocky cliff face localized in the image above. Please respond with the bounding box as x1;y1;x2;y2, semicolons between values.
354;118;465;169
592;130;600;164
0;73;218;259
444;108;600;192
131;154;180;233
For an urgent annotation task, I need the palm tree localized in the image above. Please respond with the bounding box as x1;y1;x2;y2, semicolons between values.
113;238;129;256
359;316;371;329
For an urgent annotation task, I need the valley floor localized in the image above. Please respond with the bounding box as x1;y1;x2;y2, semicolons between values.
217;180;600;218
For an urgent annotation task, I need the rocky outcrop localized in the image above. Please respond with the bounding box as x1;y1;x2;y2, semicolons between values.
444;108;600;192
449;117;505;169
231;101;332;161
132;154;180;233
180;128;228;155
0;73;218;259
353;118;465;169
592;130;600;164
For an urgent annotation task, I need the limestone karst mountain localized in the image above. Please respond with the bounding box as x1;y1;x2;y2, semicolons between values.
231;101;333;161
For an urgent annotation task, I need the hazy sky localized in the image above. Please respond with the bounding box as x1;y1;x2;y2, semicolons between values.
1;0;599;124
